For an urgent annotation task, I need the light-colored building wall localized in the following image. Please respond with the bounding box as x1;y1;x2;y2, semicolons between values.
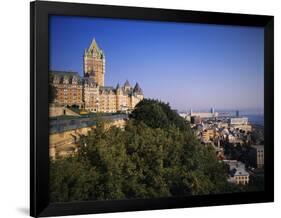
51;72;83;108
131;94;144;109
116;90;128;111
190;112;219;118
230;117;248;125
83;79;99;112
234;175;250;185
202;129;218;142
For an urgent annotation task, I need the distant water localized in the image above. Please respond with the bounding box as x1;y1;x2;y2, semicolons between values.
219;109;264;126
246;114;264;126
181;108;264;126
216;110;264;126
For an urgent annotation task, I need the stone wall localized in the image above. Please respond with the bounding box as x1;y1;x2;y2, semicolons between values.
49;106;80;117
49;118;126;158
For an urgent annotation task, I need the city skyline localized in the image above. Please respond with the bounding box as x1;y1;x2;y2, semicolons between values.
50;15;264;112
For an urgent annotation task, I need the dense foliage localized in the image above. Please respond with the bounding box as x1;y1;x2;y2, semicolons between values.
50;99;234;202
130;99;190;131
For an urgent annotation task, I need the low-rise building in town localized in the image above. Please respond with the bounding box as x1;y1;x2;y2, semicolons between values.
228;134;244;144
201;129;218;143
224;160;250;185
232;124;252;132
218;122;229;128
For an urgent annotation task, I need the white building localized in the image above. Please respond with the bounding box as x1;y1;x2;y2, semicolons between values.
230;117;248;125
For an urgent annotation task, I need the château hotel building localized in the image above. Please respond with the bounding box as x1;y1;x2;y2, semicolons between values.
50;38;144;113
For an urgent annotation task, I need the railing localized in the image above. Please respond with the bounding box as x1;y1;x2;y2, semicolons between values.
50;114;128;134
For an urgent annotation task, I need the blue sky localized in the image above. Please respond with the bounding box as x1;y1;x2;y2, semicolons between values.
49;15;264;112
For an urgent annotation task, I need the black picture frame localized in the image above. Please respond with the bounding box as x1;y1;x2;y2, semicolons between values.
30;1;274;217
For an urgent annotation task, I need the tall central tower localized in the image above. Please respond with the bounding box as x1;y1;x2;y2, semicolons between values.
84;38;105;86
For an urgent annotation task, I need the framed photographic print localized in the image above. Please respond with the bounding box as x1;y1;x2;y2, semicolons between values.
30;1;274;217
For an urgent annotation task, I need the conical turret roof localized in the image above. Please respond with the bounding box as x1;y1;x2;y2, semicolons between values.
124;80;131;87
116;83;120;89
133;82;143;94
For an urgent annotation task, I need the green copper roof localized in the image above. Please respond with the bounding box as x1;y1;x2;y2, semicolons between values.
85;38;104;58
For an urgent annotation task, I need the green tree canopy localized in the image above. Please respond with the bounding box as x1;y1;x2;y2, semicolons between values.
50;99;237;202
130;99;190;131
